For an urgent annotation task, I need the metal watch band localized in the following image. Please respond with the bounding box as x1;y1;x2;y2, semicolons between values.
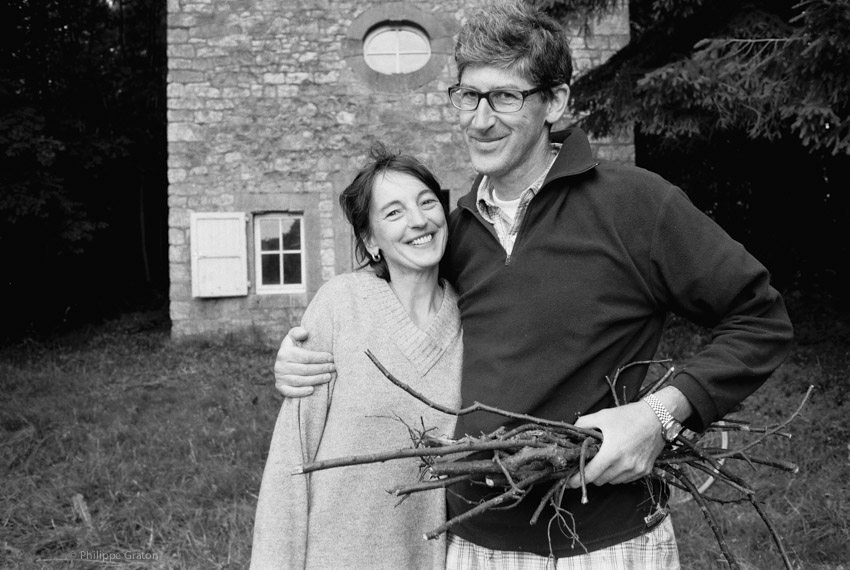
643;393;673;427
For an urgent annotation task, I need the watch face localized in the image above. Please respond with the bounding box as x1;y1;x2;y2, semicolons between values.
664;421;683;442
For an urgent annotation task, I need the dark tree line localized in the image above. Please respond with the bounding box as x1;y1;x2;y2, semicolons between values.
541;0;850;298
0;0;167;340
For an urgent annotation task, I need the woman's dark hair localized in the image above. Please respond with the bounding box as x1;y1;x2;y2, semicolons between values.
338;141;444;282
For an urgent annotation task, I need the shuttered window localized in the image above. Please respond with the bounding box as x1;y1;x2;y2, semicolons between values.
189;212;248;298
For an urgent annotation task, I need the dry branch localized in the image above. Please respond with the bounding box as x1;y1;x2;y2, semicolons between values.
293;350;811;569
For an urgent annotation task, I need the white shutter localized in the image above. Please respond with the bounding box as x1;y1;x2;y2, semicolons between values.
190;212;248;298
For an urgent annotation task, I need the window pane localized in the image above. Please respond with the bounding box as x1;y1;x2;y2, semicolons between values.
364;24;431;75
260;219;280;251
261;253;281;285
364;53;397;74
365;30;397;54
400;52;430;71
397;30;428;53
283;253;302;285
281;218;301;250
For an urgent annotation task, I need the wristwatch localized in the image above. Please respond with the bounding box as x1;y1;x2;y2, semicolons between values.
643;393;684;442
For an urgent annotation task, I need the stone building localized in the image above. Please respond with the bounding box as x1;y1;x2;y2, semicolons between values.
167;0;632;341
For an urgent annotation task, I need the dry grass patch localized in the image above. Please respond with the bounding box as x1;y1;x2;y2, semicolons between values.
1;314;280;569
1;303;848;569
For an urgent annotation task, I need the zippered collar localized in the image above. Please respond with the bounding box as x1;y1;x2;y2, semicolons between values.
457;127;599;213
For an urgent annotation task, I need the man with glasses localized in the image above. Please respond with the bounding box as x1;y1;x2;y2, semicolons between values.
273;1;792;567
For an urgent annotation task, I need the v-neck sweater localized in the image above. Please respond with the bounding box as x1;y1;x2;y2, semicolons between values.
250;270;463;570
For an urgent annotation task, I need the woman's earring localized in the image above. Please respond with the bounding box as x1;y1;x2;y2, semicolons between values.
371;251;381;262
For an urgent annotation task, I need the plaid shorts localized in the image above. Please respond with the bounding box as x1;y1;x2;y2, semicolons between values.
446;516;680;570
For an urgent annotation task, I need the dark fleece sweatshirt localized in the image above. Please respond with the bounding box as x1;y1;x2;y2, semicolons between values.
442;127;793;557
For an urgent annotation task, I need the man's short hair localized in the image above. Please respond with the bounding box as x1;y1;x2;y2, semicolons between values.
455;0;573;100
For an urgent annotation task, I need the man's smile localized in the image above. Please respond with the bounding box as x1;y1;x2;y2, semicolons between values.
468;134;507;151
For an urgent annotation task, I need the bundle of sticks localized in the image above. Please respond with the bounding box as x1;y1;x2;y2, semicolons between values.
293;350;810;570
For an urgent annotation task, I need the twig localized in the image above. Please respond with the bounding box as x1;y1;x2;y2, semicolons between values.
664;466;741;570
715;453;799;473
672;433;755;494
707;421;793;438
365;350;603;441
293;352;807;567
391;473;476;496
424;468;555;540
493;452;519;492
294;438;550;474
606;359;673;405
530;477;571;525
579;437;592;504
747;497;795;570
635;362;676;400
723;385;813;457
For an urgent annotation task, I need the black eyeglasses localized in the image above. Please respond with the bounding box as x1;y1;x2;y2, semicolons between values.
447;85;550;113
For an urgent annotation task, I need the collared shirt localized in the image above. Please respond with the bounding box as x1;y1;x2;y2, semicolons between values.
475;143;561;254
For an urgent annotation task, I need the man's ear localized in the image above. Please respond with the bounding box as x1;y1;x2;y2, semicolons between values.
545;84;570;125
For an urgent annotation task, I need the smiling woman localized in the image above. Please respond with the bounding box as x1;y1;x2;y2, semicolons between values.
249;143;463;570
365;170;448;284
338;142;446;283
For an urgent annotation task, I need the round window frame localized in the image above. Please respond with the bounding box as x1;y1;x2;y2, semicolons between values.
363;24;432;75
343;3;456;92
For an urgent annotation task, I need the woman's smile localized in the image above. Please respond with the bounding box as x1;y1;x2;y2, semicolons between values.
366;171;448;279
408;233;434;246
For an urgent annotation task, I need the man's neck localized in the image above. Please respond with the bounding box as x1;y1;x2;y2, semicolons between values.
488;141;555;201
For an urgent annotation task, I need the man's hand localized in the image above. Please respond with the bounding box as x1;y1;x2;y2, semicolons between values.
566;387;693;488
566;401;664;488
273;326;335;397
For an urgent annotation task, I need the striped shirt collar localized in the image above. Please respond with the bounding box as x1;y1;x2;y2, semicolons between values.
475;143;561;254
476;143;561;221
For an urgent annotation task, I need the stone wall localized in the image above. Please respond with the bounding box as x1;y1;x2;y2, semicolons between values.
167;0;632;342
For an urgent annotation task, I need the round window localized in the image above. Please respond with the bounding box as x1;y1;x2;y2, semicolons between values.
363;24;431;75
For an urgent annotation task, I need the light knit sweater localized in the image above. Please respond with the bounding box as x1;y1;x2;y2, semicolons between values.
250;270;463;570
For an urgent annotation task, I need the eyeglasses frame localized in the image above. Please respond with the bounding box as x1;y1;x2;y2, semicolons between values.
447;84;551;113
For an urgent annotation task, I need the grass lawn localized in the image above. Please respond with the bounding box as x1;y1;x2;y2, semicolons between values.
1;299;848;569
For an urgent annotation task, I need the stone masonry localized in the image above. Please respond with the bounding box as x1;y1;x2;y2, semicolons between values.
167;0;632;342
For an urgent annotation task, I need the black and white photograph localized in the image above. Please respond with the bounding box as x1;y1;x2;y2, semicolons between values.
2;1;848;569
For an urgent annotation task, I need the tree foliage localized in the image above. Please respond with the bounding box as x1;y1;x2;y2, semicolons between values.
533;0;850;295
0;0;167;338
565;0;850;156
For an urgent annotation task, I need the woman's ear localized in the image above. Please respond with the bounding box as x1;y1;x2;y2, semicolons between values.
362;233;377;258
